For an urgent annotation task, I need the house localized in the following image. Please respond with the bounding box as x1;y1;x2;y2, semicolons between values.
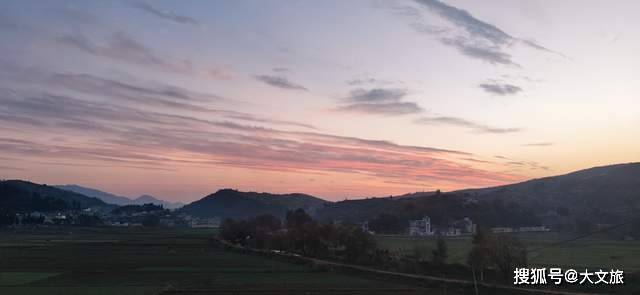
437;217;476;236
491;226;550;234
409;216;434;236
452;217;476;235
440;226;461;236
190;217;221;228
491;227;515;233
518;226;550;232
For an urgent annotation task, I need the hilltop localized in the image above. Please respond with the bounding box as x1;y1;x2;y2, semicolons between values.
180;189;328;219
56;185;184;209
1;180;108;212
454;162;640;221
316;163;640;226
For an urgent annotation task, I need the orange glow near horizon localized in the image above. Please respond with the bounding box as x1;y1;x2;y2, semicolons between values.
1;1;639;202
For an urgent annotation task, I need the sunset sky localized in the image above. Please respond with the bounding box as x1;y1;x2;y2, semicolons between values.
1;0;638;202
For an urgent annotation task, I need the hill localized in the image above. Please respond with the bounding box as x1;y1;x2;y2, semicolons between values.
56;185;183;209
1;180;108;212
56;184;131;205
454;162;640;221
131;194;184;209
316;163;640;226
180;189;329;219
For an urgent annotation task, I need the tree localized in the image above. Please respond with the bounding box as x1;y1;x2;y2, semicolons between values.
431;237;448;266
220;218;252;245
286;208;313;229
368;214;406;234
468;227;493;282
253;214;281;232
341;227;376;263
220;215;283;248
250;214;281;249
491;235;527;281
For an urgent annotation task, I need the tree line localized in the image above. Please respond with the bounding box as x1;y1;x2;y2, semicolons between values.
219;208;530;283
220;208;385;264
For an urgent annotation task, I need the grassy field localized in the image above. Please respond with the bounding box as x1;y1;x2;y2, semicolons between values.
0;227;435;295
2;227;636;294
376;232;640;271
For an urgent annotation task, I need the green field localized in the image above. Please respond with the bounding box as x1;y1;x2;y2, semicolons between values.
0;227;435;295
376;232;640;271
3;228;636;294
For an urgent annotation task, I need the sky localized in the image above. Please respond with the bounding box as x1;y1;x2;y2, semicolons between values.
0;0;638;202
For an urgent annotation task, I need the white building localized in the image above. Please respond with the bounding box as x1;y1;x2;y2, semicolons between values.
491;227;515;233
517;226;550;232
441;226;462;236
491;226;550;234
452;217;476;235
190;217;221;228
409;216;434;236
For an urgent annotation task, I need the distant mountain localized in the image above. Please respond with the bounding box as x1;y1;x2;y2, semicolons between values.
56;185;183;209
131;195;184;209
454;162;640;220
56;184;131;205
1;180;108;212
180;189;329;219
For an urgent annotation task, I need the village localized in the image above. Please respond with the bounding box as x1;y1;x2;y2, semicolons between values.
5;207;221;229
9;208;553;237
361;215;550;237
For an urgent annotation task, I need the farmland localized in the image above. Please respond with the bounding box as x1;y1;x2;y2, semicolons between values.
1;227;637;294
376;232;640;271
0;227;435;295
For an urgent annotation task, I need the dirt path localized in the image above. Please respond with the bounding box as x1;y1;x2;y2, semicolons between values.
305;256;598;295
217;239;600;295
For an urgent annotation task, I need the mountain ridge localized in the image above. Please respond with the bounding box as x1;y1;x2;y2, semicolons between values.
1;180;109;212
55;185;184;209
315;162;640;224
6;163;639;224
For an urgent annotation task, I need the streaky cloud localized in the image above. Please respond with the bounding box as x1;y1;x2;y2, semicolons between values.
334;102;423;116
346;88;407;103
51;73;220;103
441;37;519;67
478;81;523;96
0;87;521;188
57;31;193;74
415;116;521;134
346;77;394;86
254;75;308;91
393;0;564;66
415;0;513;46
132;2;199;25
334;87;422;116
0;63;315;130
